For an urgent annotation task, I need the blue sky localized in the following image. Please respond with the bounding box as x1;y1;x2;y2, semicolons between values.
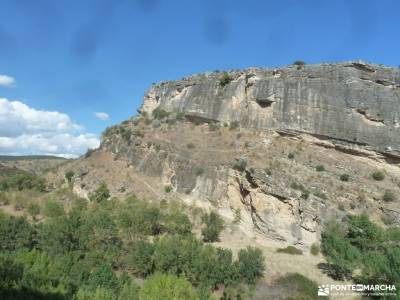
0;0;399;156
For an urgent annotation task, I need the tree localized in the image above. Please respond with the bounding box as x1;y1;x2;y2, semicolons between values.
162;212;192;235
0;214;36;251
237;246;265;284
65;171;75;183
139;273;197;300
201;212;224;242
87;265;120;294
125;240;155;277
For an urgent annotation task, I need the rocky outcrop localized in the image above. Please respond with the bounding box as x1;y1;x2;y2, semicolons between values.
140;61;400;159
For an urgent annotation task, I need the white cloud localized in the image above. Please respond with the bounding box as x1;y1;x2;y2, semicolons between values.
0;75;16;87
0;98;100;158
94;112;109;120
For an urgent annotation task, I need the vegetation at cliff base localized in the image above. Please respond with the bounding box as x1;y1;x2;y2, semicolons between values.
321;214;400;297
0;183;265;300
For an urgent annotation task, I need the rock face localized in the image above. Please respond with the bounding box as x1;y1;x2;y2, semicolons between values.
140;61;400;158
93;61;400;248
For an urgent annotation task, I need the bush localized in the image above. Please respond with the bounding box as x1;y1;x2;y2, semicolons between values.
186;143;195;149
383;190;396;202
201;211;224;242
125;240;155;277
290;182;309;199
288;153;295;159
237;246;265;284
229;121;240;130
42;200;65;218
0;214;37;251
219;72;233;87
0;173;46;192
164;185;172;193
277;246;303;255
89;183;110;203
27;203;40;220
339;174;350;182
275;273;319;300
194;166;204;176
315;165;325;172
372;170;385;181
313;190;327;200
152;107;170;120
162;212;192;235
65;170;75;183
310;243;320;256
293;60;306;69
208;123;219;131
140;273;197;300
233;158;247;172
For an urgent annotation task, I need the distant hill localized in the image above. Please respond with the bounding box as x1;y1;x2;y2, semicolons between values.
0;155;67;161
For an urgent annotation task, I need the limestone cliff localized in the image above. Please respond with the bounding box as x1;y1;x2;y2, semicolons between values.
140;61;400;159
64;61;400;248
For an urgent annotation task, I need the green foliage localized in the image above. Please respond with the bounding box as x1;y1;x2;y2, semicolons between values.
152;107;170;120
371;170;385;181
383;190;396;202
201;212;224;242
219;72;233;87
276;246;303;255
233;158;247;172
237;246;265;284
27;202;41;220
275;273;319;300
233;208;241;224
229;121;240;130
310;243;320;256
65;171;75;183
313;190;327;200
140;273;197;300
194;166;204;176
315;165;325;172
87;264;120;293
288;153;294;159
125;240;155;277
43;200;65;218
89;183;110;203
339;174;350;182
0;214;36;251
0;173;46;192
293;60;306;69
290;182;309;199
164;185;172;193
162;212;192;235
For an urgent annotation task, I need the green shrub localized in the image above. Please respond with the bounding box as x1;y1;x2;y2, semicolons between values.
233;208;241;224
0;214;36;251
288;153;295;159
339;174;350;182
89;183;110;203
164;185;172;193
314;190;327;200
276;246;303;255
290;182;309;199
383;190;396;202
293;60;306;69
201;211;224;242
233;158;247;172
42;200;64;218
194;166;204;176
27;203;40;220
65;170;75;183
310;243;320;256
237;246;265;284
219;72;233;87
186;143;195;149
229;121;240;130
0;173;46;192
371;170;385;181
125;240;155;277
275;273;319;300
315;165;325;172
140;273;197;300
152;107;170;120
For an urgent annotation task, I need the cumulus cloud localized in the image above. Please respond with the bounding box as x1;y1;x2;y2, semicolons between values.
94;111;109;120
0;98;100;158
0;75;16;87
